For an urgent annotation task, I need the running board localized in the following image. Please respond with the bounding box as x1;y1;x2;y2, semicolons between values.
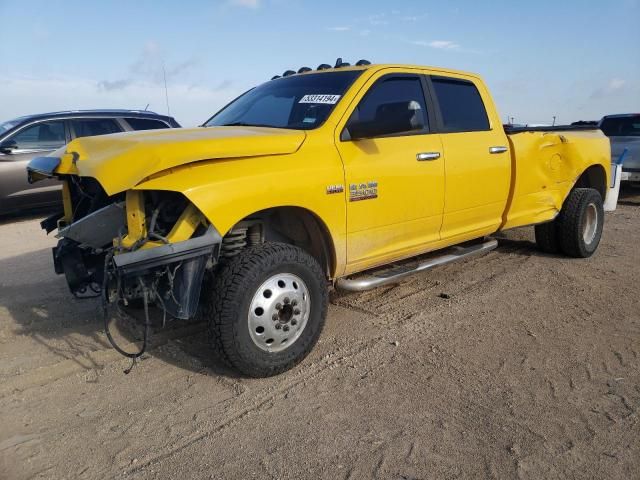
336;238;498;292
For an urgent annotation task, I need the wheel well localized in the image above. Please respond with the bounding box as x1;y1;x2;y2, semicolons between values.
223;207;336;278
575;165;607;200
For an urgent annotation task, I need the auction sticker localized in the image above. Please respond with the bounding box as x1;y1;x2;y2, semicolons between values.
299;94;341;104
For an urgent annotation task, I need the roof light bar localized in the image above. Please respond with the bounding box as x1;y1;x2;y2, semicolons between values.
270;59;372;79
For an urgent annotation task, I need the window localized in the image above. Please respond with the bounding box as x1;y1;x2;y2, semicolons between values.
237;96;296;127
8;121;66;150
72;119;121;138
346;76;428;139
0;120;19;134
600;115;640;137
431;77;490;132
125;117;170;131
206;70;362;130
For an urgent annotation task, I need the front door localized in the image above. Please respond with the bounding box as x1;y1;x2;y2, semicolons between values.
0;120;67;213
335;72;445;273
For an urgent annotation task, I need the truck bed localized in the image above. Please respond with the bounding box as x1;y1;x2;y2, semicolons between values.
500;126;610;231
504;124;600;134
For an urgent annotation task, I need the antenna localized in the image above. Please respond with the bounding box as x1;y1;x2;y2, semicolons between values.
162;63;171;116
144;103;150;111
552;115;556;126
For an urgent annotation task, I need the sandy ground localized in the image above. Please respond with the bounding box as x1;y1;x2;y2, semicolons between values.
1;189;639;480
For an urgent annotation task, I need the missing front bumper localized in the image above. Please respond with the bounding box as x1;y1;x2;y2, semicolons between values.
112;226;222;319
54;226;222;319
112;226;221;275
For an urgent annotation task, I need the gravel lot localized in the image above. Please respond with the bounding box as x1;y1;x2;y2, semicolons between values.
1;188;639;480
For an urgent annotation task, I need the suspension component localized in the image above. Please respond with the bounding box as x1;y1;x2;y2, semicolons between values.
221;227;248;258
221;223;263;258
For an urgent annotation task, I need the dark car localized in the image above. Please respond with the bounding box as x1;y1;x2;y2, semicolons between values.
0;110;180;215
598;114;640;183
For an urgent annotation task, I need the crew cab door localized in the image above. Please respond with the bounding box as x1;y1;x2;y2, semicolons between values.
335;71;445;273
428;75;511;241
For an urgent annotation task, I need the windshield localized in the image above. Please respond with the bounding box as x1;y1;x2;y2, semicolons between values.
0;120;19;134
205;70;362;130
600;115;640;137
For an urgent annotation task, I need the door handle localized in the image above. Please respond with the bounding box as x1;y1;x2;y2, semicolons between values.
489;146;508;154
416;152;440;161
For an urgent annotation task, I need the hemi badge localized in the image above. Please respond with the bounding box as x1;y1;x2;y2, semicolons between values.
326;184;344;194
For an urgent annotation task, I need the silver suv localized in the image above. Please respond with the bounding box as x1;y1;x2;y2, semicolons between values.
0;110;180;215
599;114;640;183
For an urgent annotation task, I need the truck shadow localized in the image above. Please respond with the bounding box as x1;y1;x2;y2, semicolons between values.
492;229;558;258
617;184;640;206
0;247;240;379
0;206;59;226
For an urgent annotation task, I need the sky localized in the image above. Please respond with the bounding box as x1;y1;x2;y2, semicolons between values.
0;0;638;127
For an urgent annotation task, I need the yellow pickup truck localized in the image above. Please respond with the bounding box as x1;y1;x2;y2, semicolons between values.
28;60;610;376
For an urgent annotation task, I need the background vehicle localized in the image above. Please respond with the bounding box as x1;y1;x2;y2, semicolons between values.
28;61;610;377
0;110;180;215
598;114;640;183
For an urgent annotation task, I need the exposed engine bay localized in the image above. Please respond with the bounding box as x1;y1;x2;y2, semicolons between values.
41;174;222;366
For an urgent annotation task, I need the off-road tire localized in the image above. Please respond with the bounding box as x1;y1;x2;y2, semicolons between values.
534;221;560;254
557;188;604;258
204;242;327;377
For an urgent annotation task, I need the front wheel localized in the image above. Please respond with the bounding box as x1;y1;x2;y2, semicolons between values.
205;242;328;377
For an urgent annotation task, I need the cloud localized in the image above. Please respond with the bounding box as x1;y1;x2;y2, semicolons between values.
167;58;200;78
0;74;243;127
229;0;260;8
368;14;388;26
425;40;459;50
213;79;234;91
591;78;627;99
98;79;134;91
409;39;484;54
327;26;350;32
98;41;199;92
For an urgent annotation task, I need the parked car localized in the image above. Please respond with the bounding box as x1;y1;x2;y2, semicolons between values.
28;61;610;377
0;110;180;215
598;114;640;183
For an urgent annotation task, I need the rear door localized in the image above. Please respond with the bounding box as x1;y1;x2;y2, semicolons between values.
0;120;68;213
335;70;445;273
122;117;172;131
429;75;511;241
70;118;123;139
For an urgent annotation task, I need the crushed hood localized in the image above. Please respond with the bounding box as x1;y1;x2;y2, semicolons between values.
54;126;306;195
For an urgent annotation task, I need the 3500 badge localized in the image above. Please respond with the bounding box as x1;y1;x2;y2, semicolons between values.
349;181;378;202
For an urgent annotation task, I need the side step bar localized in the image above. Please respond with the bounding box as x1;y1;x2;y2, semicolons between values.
336;238;498;292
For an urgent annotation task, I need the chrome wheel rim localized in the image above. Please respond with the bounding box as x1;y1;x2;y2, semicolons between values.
248;273;310;353
583;203;598;245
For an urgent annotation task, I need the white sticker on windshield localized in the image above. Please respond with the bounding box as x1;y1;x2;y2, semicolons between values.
299;94;341;104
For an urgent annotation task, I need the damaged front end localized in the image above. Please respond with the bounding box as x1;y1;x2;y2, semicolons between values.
31;157;221;322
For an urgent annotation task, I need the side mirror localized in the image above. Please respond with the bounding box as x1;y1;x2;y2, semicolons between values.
343;118;414;141
342;121;378;141
341;102;420;141
0;139;18;154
